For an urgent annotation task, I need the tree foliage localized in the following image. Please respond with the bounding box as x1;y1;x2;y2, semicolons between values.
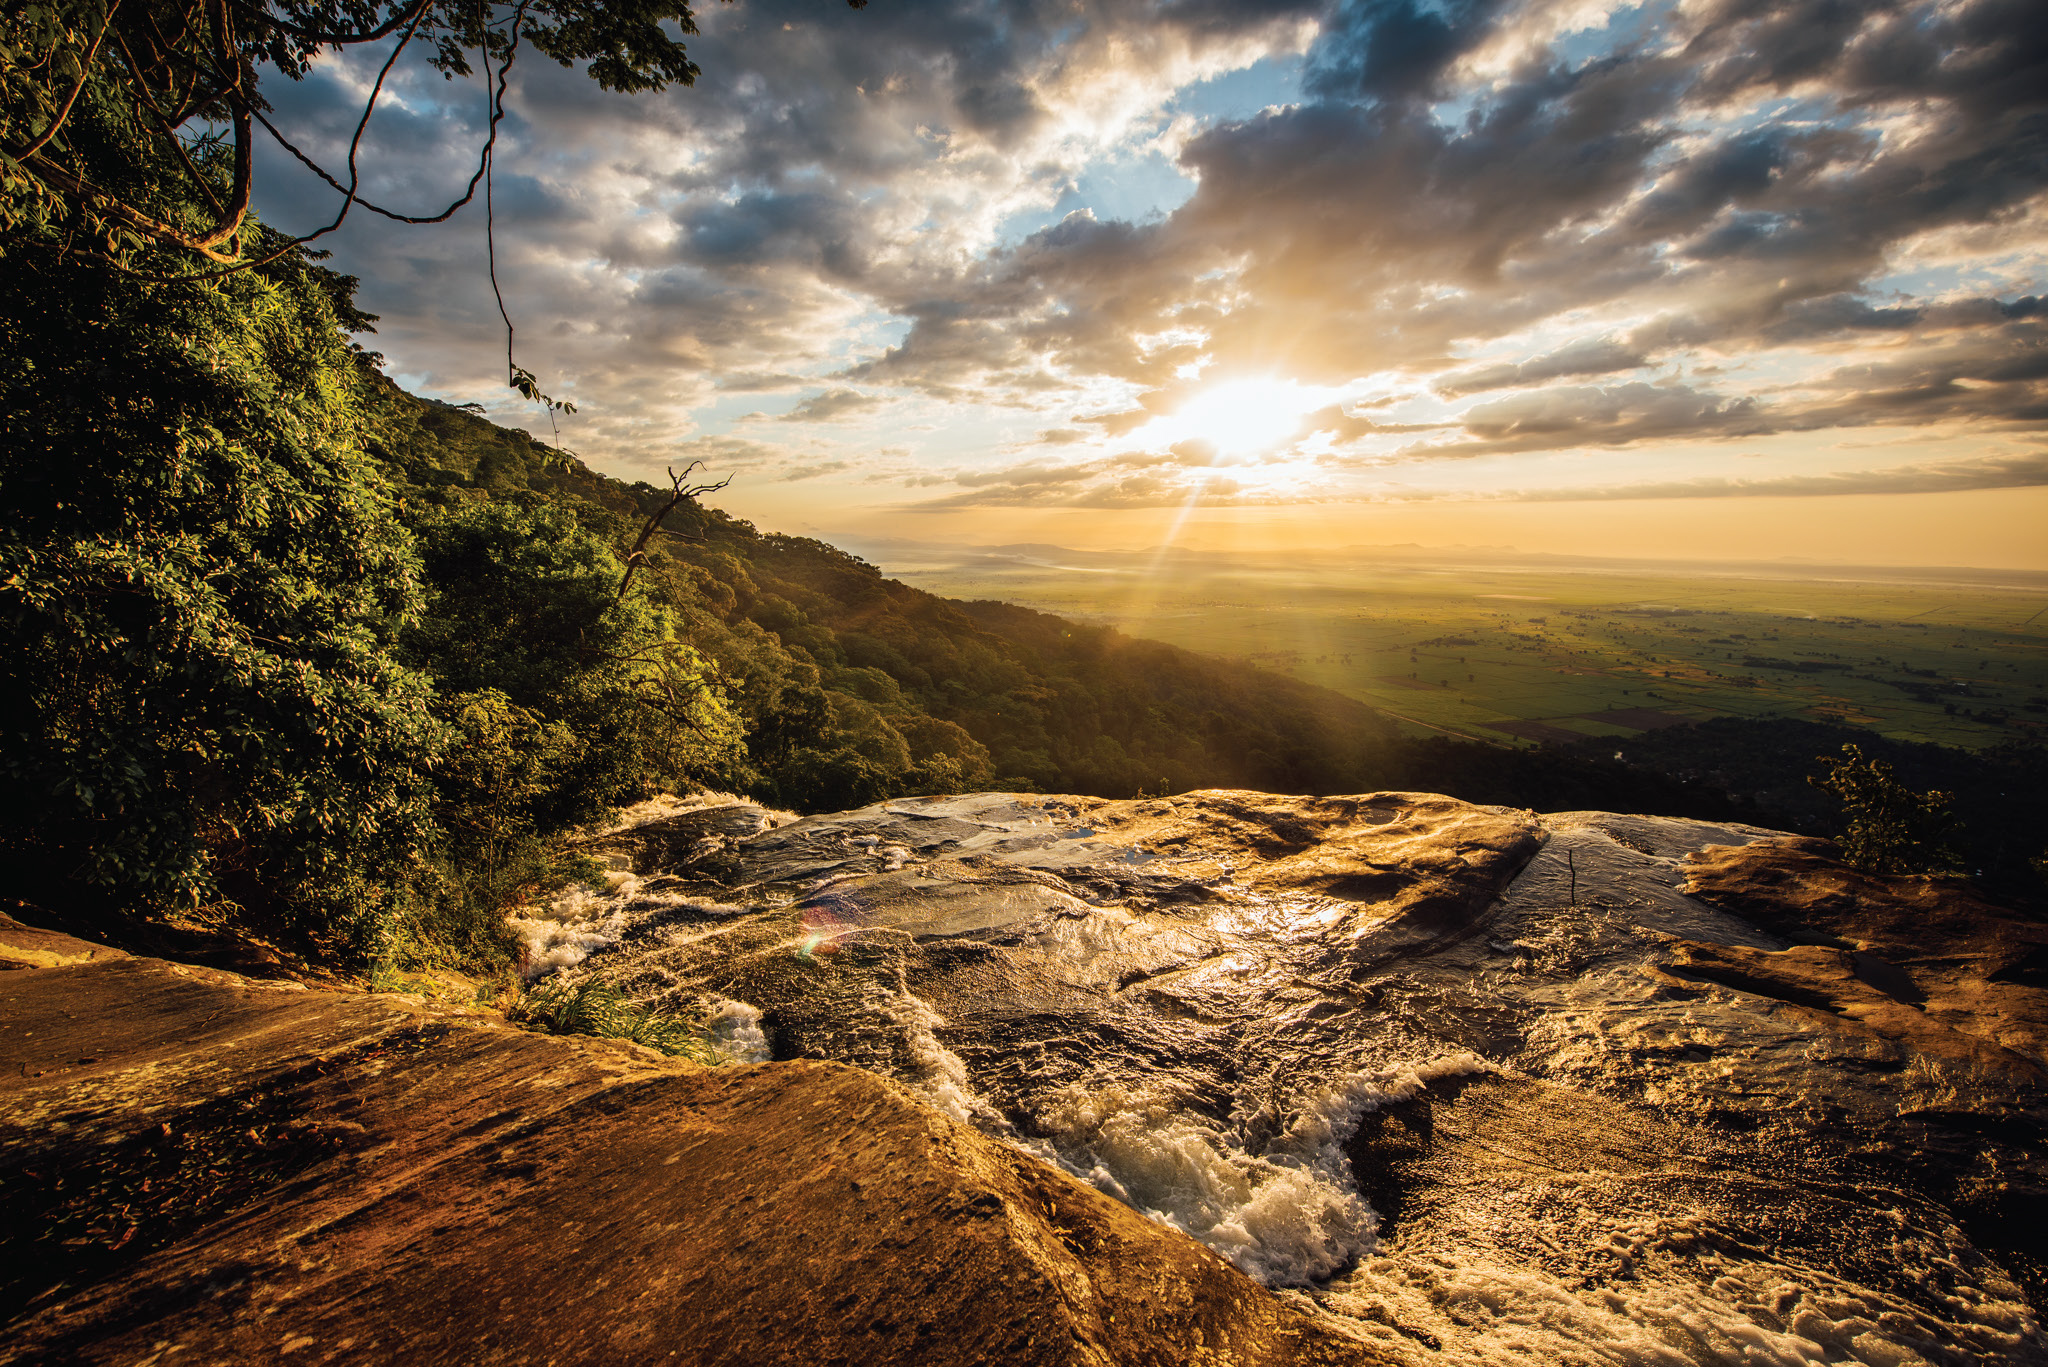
1809;742;1962;876
0;173;443;954
402;499;744;827
0;58;745;965
0;0;709;263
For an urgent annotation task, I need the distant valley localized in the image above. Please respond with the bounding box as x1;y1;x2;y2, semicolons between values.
841;537;2048;754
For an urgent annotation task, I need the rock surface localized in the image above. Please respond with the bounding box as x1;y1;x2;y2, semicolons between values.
536;790;2047;1365
1678;835;2048;1076
0;914;1385;1366
10;786;2048;1367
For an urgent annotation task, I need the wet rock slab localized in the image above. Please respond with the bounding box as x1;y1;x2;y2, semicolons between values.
1333;1073;2033;1365
552;791;2048;1365
0;915;1387;1366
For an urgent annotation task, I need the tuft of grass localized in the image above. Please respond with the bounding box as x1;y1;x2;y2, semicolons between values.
508;979;723;1063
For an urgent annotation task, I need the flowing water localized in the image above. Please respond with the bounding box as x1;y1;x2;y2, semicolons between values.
515;791;2045;1366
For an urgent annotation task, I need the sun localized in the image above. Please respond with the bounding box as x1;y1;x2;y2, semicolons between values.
1137;377;1332;460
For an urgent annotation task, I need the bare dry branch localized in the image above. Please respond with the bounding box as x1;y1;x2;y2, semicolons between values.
615;461;733;602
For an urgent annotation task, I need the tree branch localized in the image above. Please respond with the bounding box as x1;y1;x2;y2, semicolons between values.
615;461;732;602
9;0;125;162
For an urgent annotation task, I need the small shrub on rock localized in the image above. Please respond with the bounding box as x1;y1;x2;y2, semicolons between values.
1809;744;1961;875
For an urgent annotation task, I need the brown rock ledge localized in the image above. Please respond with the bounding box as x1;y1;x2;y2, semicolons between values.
0;920;1384;1367
1674;837;2048;1075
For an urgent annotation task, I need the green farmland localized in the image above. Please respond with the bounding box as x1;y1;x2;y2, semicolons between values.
868;543;2048;752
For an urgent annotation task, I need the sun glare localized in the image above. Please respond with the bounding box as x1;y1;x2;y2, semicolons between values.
1136;377;1333;460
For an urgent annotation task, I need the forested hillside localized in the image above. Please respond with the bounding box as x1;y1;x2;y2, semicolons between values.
367;374;1428;805
362;375;1748;813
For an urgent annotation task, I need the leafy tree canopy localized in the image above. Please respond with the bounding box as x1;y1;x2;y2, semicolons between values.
0;198;444;954
2;0;861;404
0;0;845;970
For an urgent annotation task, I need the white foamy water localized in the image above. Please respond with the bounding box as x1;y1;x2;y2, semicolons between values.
587;789;799;836
885;982;1013;1130
705;998;771;1064
507;879;638;979
507;872;757;981
1000;1048;2037;1366
1321;1240;2038;1367
1017;1053;1491;1287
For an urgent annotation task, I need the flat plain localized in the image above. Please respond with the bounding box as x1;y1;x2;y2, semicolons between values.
854;540;2048;751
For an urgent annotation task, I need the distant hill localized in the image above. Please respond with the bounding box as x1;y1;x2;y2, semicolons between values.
362;376;1406;806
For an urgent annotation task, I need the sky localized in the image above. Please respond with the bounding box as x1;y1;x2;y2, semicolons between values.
252;0;2048;568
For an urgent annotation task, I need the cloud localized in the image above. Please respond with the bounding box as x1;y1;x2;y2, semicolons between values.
781;460;856;482
1505;450;2048;501
906;450;1304;509
259;0;2048;506
1301;404;1448;439
1306;0;1514;105
1418;382;1771;457
659;435;791;471
780;388;885;422
1079;407;1160;436
951;461;1096;490
1435;337;1650;396
850;0;2048;412
1403;324;2048;458
716;371;814;393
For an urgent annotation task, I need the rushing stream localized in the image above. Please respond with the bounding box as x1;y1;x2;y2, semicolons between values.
513;791;2043;1366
